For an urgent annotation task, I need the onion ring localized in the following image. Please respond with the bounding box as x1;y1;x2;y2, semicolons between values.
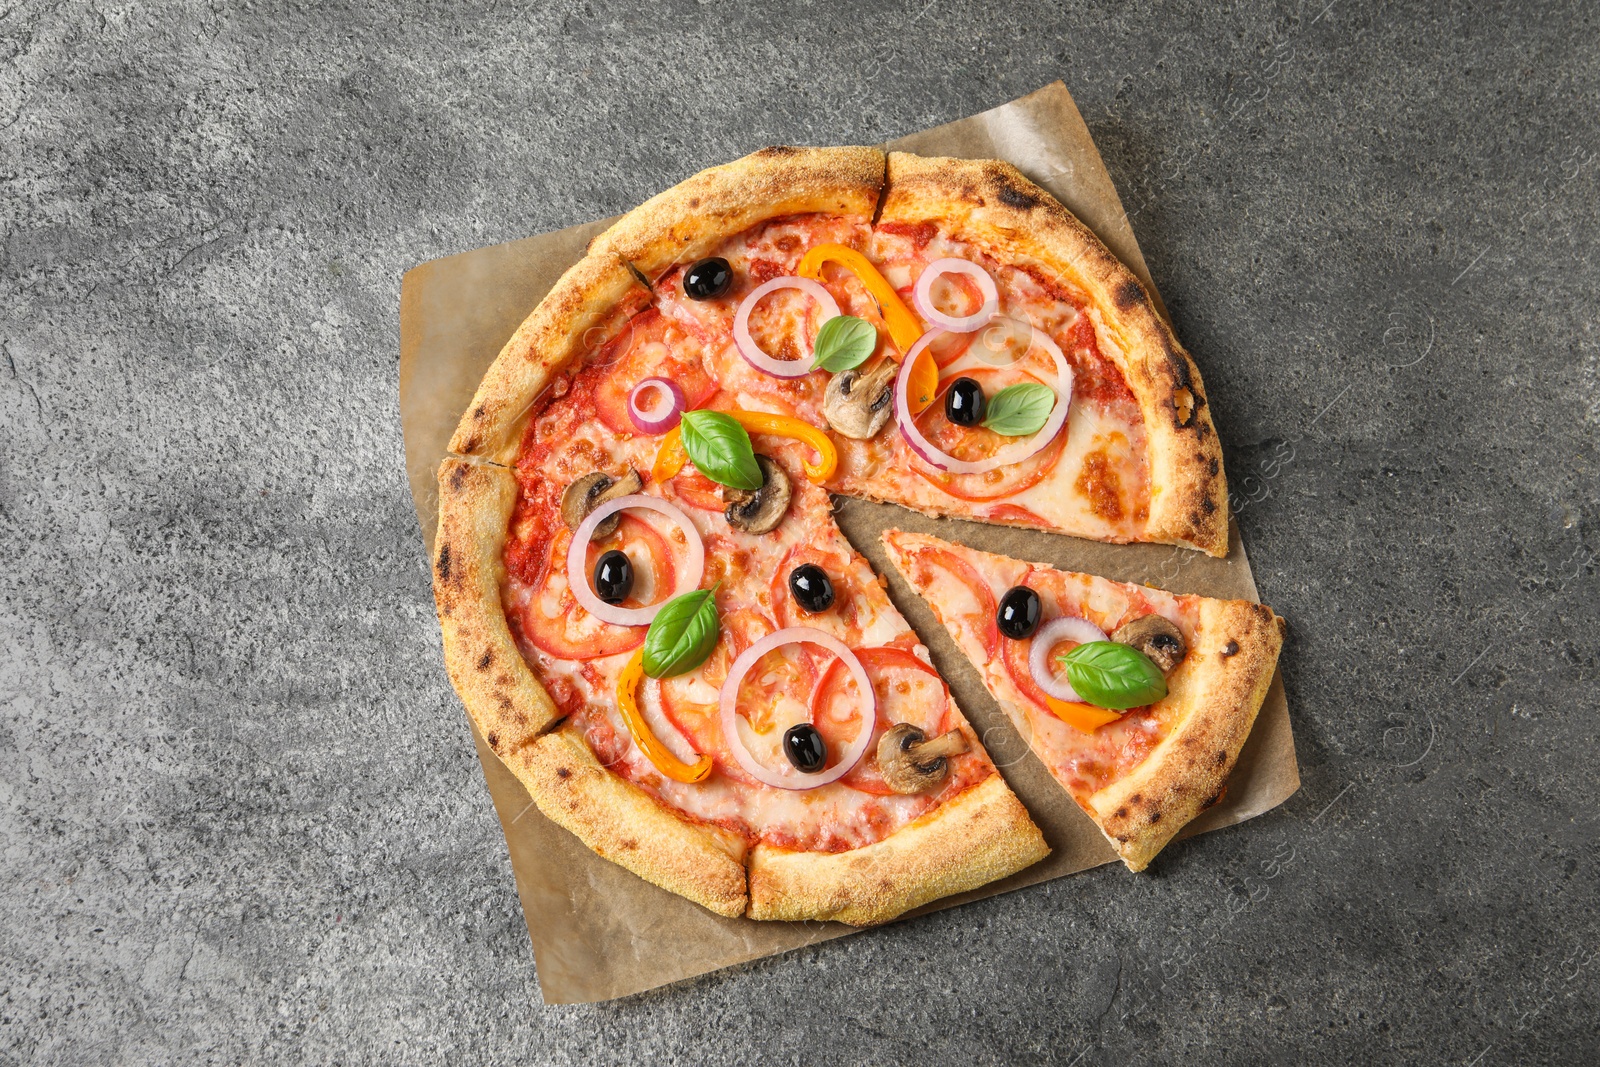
912;258;999;333
567;494;705;627
627;377;686;434
894;321;1074;473
1028;616;1109;702
732;276;840;378
718;627;874;790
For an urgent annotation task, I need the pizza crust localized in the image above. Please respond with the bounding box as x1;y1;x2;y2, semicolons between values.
589;145;886;280
879;152;1230;557
1088;599;1286;871
447;253;651;463
747;774;1048;926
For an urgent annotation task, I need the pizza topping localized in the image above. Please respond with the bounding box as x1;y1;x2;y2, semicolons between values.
1110;614;1188;673
944;376;985;426
655;410;839;485
733;276;840;378
810;315;878;373
894;323;1074;474
781;722;828;773
723;454;791;534
719;627;874;790
627;377;687;434
876;723;970;794
683;257;733;301
679;409;763;490
796;242;924;353
567;494;706;626
592;549;634;605
912;258;999;334
822;359;897;439
787;563;835;614
1028;616;1110;703
981;383;1057;437
641;586;722;678
1056;641;1168;710
560;468;644;538
1043;697;1123;734
996;585;1042;640
617;650;714;783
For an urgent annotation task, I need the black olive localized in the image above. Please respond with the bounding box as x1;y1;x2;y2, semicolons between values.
997;586;1042;640
783;723;828;773
592;549;633;605
945;376;985;426
683;257;733;300
788;563;835;614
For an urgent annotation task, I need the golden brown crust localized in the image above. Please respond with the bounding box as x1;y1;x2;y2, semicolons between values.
447;253;651;463
1089;600;1286;871
589;145;886;280
747;775;1049;926
514;726;750;918
432;458;561;748
879;152;1229;556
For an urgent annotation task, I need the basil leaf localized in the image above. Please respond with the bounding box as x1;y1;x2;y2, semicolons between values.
642;587;721;678
981;382;1057;437
811;315;878;373
679;409;762;490
1056;641;1167;710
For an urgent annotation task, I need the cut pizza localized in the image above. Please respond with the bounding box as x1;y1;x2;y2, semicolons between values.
882;529;1286;872
432;144;1253;923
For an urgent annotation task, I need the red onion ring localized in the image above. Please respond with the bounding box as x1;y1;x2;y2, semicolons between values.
567;494;705;627
912;258;999;333
627;377;685;434
718;627;874;790
1028;616;1109;702
894;321;1074;474
732;276;840;378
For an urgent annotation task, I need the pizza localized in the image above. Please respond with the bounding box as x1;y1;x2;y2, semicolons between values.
883;529;1286;871
431;144;1251;925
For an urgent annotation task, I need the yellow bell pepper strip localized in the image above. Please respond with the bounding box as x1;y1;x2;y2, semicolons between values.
1045;696;1123;734
797;243;924;355
616;649;713;784
651;411;838;486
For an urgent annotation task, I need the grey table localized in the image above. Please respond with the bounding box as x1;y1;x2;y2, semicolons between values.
3;2;1596;1063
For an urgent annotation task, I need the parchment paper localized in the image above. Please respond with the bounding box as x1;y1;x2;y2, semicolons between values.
398;82;1298;1004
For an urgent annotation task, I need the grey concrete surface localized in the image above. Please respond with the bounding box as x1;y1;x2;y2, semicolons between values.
2;0;1596;1062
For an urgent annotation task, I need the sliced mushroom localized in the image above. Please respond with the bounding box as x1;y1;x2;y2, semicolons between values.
876;723;970;794
1111;614;1188;673
822;359;898;440
723;455;791;534
560;468;643;539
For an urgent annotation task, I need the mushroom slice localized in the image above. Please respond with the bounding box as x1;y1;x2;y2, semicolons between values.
822;360;898;440
560;468;643;539
1111;614;1188;673
723;455;791;534
876;723;970;794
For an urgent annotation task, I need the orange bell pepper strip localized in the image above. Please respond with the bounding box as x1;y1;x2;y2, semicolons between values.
797;243;924;355
1045;696;1123;734
651;411;838;486
616;649;713;784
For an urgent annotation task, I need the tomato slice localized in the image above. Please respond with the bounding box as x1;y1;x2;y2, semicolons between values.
592;316;717;436
656;608;778;786
896;544;999;659
514;529;646;661
583;513;676;610
665;469;725;513
769;543;886;644
909;364;1067;502
809;646;952;795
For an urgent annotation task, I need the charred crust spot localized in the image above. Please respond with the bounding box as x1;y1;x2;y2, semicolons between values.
449;464;469;491
1201;496;1216;514
435;544;452;582
496;694;513;710
1148;811;1162;824
555;767;571;779
1114;807;1129;819
476;650;493;671
1208;457;1220;477
757;145;798;158
472;404;486;420
1215;751;1228;766
688;197;700;208
1128;794;1143;805
486;731;499;748
621;839;638;851
1222;640;1240;657
1114;280;1145;311
1202;789;1226;810
996;180;1042;211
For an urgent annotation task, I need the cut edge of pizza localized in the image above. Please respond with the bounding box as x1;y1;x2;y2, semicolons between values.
881;528;1285;873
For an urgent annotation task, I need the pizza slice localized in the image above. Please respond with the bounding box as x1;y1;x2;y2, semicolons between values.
882;529;1285;872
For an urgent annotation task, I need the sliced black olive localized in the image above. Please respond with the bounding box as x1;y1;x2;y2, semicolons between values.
782;723;827;773
592;549;633;605
997;586;1041;640
788;563;835;614
945;376;985;426
683;257;733;300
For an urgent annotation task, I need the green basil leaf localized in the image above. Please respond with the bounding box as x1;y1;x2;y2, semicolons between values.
811;315;878;373
1056;641;1167;710
679;409;762;490
642;587;721;678
981;382;1057;437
